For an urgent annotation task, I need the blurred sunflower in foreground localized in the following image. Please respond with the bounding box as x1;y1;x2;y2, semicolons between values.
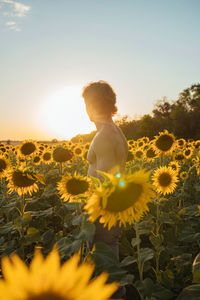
6;167;44;196
152;166;179;195
84;169;155;230
57;172;92;202
153;130;176;155
0;247;117;300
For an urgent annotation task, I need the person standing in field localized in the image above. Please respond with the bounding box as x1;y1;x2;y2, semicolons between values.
82;80;128;299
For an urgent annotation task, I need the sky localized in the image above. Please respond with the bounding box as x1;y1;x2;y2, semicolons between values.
0;0;200;141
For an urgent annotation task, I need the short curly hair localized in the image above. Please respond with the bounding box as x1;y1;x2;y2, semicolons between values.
82;80;117;116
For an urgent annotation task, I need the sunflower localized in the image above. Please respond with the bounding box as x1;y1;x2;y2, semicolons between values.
53;146;73;163
168;161;180;173
0;247;117;300
134;149;144;160
177;138;186;148
84;170;155;230
194;140;200;149
173;152;186;162
184;147;193;159
142;137;150;143
18;140;38;158
128;139;135;146
193;156;200;176
73;146;83;157
137;139;144;148
6;167;44;196
33;155;41;165
57;172;92;202
0;155;10;178
180;171;188;180
152;166;179;195
153;130;176;155
145;147;157;161
42;150;52;164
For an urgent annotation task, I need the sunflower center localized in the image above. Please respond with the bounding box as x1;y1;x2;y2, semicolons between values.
43;152;51;161
34;156;40;163
12;171;36;187
27;291;69;300
135;151;143;158
0;159;6;172
53;147;73;162
66;178;89;195
102;182;143;212
185;149;191;156
170;164;177;171
155;134;174;152
21;143;36;155
74;147;82;155
158;172;172;187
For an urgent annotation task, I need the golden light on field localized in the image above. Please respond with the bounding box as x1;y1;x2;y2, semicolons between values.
38;85;95;140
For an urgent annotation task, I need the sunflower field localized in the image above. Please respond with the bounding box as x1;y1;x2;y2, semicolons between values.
1;131;200;300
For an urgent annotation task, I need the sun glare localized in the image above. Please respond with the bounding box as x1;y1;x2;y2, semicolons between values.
38;86;95;140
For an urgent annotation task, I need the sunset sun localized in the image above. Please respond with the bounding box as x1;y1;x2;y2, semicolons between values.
38;85;95;140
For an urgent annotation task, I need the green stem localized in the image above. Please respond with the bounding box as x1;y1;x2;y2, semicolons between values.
60;162;63;175
155;199;160;281
135;222;143;281
79;214;87;264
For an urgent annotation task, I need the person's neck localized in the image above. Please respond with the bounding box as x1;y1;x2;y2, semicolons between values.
94;116;113;131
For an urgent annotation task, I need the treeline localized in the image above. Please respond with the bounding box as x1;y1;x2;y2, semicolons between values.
72;83;200;143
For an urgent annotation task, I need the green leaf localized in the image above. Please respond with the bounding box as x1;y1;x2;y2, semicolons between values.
149;234;163;248
119;274;134;286
135;278;154;298
120;255;137;267
76;221;95;242
176;284;200;300
139;248;155;265
131;237;141;248
72;214;83;226
91;242;127;282
152;283;174;299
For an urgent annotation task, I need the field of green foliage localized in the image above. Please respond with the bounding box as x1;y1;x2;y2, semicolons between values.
1;133;200;300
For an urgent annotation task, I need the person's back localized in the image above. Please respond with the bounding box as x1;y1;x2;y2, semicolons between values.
87;121;128;179
82;80;127;299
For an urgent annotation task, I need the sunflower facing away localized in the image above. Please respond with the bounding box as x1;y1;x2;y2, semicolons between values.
0;247;117;300
84;169;155;230
53;146;73;163
6;167;44;196
153;130;176;155
152;166;179;195
57;172;92;202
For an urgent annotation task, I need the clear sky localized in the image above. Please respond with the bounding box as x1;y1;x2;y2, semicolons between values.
0;0;200;140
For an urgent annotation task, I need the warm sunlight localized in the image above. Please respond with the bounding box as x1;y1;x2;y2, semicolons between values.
38;85;95;140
